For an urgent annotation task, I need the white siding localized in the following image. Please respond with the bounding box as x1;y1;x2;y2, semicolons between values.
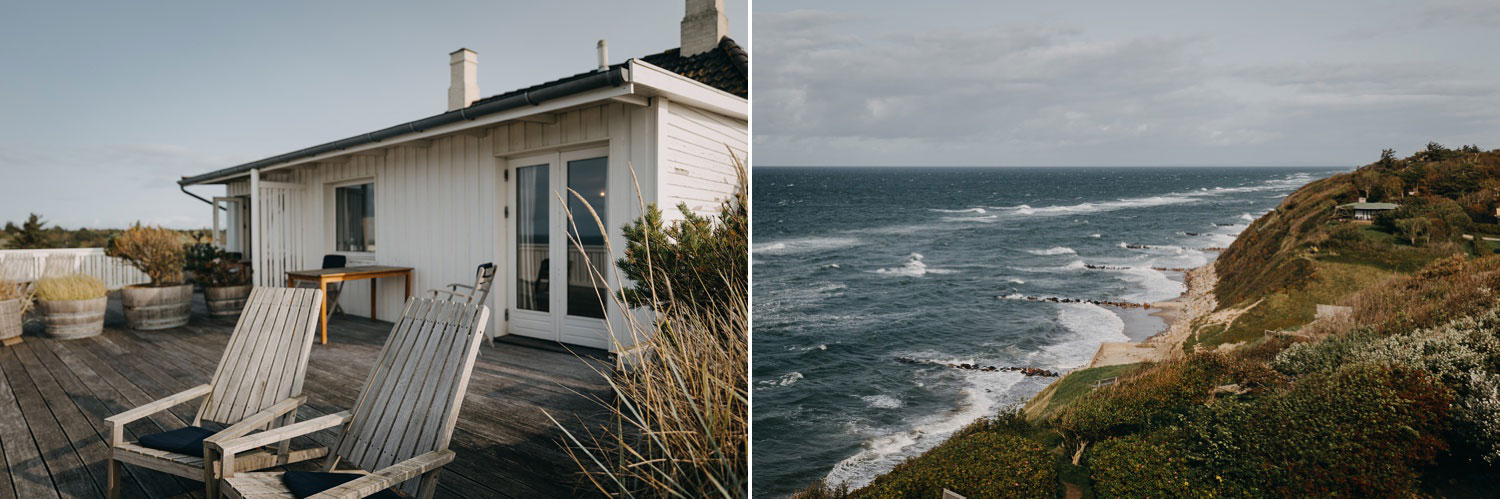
223;102;653;349
657;100;747;222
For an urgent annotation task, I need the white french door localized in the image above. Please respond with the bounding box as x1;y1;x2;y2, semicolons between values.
507;146;612;349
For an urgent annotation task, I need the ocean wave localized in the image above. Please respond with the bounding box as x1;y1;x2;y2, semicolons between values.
1026;246;1077;256
873;253;955;277
759;372;804;388
825;362;1025;488
1117;267;1187;303
1240;213;1257;222
788;344;829;352
1001;195;1199;217
940;214;1001;223
928;207;987;214
860;395;904;409
1034;303;1129;369
754;236;862;255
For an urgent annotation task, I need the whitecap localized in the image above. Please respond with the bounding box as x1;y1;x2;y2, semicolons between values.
755;237;861;255
860;395;904;409
1026;246;1077;256
928;207;987;214
873;253;954;277
758;372;804;387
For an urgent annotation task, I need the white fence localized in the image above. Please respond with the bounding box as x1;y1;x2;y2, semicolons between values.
0;248;150;290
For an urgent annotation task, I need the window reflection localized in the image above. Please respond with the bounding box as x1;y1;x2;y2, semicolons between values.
566;157;608;319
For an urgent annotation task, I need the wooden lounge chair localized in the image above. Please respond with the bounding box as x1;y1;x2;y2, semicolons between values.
105;287;328;499
427;262;495;306
209;297;490;499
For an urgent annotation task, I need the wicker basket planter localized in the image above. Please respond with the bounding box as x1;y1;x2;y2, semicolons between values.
0;299;22;344
121;284;193;330
38;297;107;340
204;284;252;317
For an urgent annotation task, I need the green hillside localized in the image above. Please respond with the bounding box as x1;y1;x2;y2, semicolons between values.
799;144;1500;498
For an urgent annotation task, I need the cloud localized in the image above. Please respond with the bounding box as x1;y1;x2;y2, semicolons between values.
753;9;1500;166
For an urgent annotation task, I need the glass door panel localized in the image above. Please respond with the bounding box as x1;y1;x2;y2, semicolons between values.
565;157;609;319
515;164;550;312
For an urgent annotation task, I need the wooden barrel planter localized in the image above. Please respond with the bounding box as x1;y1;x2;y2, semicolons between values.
38;297;107;340
204;284;252;317
0;299;22;345
121;284;193;330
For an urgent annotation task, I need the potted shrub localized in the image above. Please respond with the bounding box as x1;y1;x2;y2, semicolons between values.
184;241;219;287
35;274;108;339
0;278;29;346
108;223;192;330
200;248;252;316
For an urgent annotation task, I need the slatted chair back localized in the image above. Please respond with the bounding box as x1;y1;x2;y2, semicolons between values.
328;297;489;495
196;287;323;425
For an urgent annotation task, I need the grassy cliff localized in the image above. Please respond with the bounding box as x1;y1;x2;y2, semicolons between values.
800;144;1500;498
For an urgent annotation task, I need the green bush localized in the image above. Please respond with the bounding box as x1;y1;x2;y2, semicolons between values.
615;163;746;312
1056;353;1236;441
1179;363;1452;496
1088;434;1222;498
853;431;1055;499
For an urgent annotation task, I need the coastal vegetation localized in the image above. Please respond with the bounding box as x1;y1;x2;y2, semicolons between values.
798;145;1500;497
553;158;748;498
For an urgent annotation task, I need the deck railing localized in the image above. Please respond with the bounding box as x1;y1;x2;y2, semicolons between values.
0;248;150;290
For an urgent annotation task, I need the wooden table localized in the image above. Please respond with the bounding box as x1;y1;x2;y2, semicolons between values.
285;265;413;344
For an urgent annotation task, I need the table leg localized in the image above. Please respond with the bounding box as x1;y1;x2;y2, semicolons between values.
286;277;293;288
371;280;378;322
404;271;411;301
318;280;329;345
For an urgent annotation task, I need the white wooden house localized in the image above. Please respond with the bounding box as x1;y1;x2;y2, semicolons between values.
177;0;746;352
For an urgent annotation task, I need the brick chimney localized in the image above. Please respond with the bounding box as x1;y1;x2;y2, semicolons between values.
681;0;727;57
448;48;478;111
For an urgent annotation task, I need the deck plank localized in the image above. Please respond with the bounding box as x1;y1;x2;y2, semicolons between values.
1;296;614;498
0;348;93;497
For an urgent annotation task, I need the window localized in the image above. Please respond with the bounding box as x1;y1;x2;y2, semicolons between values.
335;183;375;252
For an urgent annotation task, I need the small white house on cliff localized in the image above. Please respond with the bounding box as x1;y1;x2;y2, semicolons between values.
177;0;747;351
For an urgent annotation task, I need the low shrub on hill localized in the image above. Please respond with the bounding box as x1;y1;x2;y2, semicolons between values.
853;428;1055;499
1180;363;1452;496
1344;255;1500;337
1088;434;1220;498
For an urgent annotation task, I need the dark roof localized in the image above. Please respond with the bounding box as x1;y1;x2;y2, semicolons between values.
467;37;747;108
640;37;748;98
180;38;747;185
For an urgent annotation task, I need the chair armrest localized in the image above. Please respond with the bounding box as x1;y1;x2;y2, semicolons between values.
207;410;349;455
446;284;476;291
203;395;307;446
428;288;472;299
308;450;456;499
105;384;212;427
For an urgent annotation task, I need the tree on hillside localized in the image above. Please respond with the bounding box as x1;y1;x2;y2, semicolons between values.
3;213;51;249
1396;217;1433;246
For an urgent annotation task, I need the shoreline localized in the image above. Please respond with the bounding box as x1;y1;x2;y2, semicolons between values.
1085;263;1218;368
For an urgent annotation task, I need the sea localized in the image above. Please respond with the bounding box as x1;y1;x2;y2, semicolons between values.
750;166;1344;497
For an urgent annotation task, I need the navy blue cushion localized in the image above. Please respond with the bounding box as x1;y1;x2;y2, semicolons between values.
282;471;401;499
136;426;215;456
321;254;347;269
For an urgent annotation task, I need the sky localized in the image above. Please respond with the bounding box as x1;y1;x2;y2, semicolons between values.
754;0;1500;167
0;0;747;229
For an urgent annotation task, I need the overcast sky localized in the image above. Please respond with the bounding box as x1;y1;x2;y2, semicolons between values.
754;0;1500;167
0;0;746;229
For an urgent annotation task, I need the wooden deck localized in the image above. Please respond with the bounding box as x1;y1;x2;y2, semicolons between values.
0;294;613;498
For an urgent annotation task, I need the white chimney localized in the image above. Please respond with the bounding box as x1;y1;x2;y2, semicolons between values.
448;48;479;111
597;40;609;70
681;0;727;57
1358;197;1367;203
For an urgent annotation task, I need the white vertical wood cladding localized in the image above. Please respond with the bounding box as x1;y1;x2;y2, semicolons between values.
230;102;670;349
658;102;747;222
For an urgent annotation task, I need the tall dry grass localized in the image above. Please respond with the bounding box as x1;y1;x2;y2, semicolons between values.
36;274;107;301
546;151;748;498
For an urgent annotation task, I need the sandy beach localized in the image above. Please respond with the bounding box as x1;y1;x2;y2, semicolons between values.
1086;264;1219;368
